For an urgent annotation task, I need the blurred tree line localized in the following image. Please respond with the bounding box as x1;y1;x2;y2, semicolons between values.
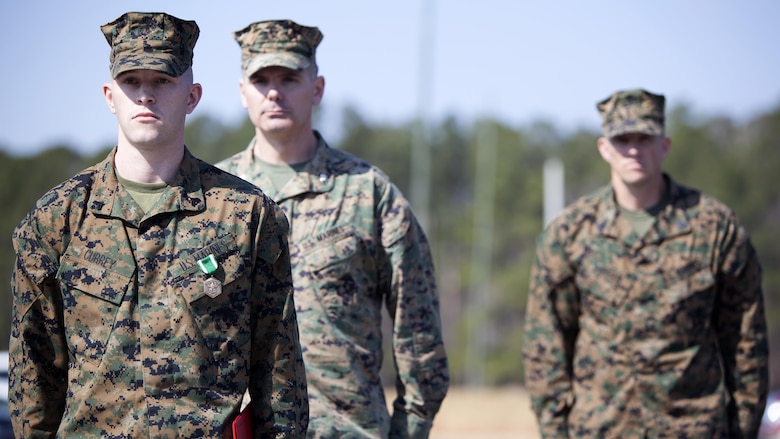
1;102;778;389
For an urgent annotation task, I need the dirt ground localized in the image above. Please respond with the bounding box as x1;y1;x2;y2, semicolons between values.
391;386;541;439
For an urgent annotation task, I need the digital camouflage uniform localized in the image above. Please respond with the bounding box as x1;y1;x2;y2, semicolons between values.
11;148;308;438
217;133;450;438
9;12;308;438
522;89;768;438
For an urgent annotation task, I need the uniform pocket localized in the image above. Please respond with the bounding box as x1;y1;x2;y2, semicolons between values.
656;267;716;340
662;266;715;304
300;226;377;336
173;239;246;304
307;233;359;320
577;261;626;319
173;238;251;360
57;254;131;365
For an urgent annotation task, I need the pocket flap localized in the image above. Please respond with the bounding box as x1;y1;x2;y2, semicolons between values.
57;254;130;305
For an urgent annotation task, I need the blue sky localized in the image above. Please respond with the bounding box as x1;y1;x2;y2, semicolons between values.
1;1;778;156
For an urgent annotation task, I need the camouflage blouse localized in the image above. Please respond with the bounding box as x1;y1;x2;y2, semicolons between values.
218;132;449;438
523;176;768;438
10;148;308;438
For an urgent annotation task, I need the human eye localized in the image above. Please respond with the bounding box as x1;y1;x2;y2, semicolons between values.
151;72;174;84
249;74;268;85
283;73;301;83
634;134;653;145
611;135;629;146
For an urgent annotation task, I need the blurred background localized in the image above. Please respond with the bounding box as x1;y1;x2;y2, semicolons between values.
1;1;779;437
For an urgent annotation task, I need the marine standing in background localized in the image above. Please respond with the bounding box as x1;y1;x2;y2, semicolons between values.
9;11;308;438
522;89;768;438
216;19;449;438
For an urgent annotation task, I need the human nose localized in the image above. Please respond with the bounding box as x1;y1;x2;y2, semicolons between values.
623;140;641;155
266;87;281;100
136;83;156;105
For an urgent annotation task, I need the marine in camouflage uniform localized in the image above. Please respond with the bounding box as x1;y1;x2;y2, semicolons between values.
522;89;768;438
9;12;308;438
217;20;449;438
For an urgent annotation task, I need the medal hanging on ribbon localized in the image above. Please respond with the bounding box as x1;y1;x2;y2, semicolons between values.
197;254;223;298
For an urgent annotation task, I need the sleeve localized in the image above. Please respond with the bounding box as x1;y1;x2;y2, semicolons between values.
249;201;309;438
9;216;69;438
521;226;580;439
713;217;768;438
379;184;449;439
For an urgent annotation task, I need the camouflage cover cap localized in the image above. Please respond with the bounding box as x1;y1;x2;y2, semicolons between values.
101;12;199;79
597;89;665;137
234;19;323;77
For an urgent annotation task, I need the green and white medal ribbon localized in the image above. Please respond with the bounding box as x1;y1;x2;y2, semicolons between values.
198;254;222;298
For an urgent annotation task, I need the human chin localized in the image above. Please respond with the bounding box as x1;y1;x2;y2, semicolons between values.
622;168;651;184
127;126;167;146
261;117;294;132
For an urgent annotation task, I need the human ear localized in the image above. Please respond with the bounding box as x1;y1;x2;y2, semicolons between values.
186;83;203;115
597;137;612;162
312;76;324;106
103;83;116;114
661;136;671;159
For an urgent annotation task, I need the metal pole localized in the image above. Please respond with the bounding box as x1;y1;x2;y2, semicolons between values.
410;0;434;231
465;120;497;386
